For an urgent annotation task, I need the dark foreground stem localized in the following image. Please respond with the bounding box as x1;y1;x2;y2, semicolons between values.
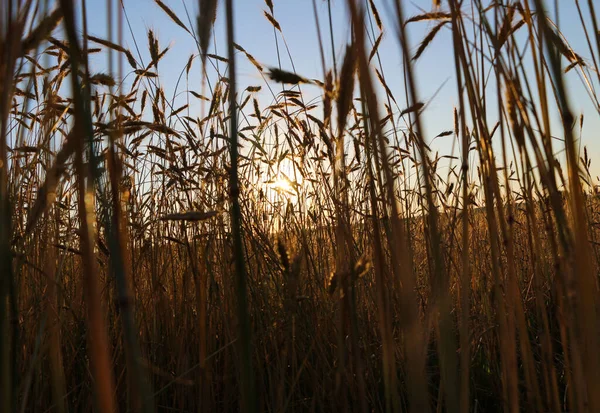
225;1;257;412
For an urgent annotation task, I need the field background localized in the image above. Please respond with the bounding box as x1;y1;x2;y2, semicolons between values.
2;0;600;412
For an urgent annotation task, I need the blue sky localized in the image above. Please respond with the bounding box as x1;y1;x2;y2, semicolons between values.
82;0;600;183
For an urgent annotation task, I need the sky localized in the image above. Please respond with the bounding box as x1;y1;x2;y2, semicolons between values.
81;0;600;184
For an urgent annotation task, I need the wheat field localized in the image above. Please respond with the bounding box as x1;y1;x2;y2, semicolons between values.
1;0;600;412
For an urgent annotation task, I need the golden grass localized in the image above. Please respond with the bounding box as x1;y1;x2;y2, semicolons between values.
1;0;600;412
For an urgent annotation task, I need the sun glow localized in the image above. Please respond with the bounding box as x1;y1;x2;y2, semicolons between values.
269;176;295;195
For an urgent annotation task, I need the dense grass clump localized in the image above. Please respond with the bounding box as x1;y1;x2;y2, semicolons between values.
2;0;600;412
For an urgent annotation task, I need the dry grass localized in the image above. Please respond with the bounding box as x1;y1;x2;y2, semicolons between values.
1;0;600;412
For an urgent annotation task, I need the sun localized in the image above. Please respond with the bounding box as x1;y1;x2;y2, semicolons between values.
269;176;295;195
